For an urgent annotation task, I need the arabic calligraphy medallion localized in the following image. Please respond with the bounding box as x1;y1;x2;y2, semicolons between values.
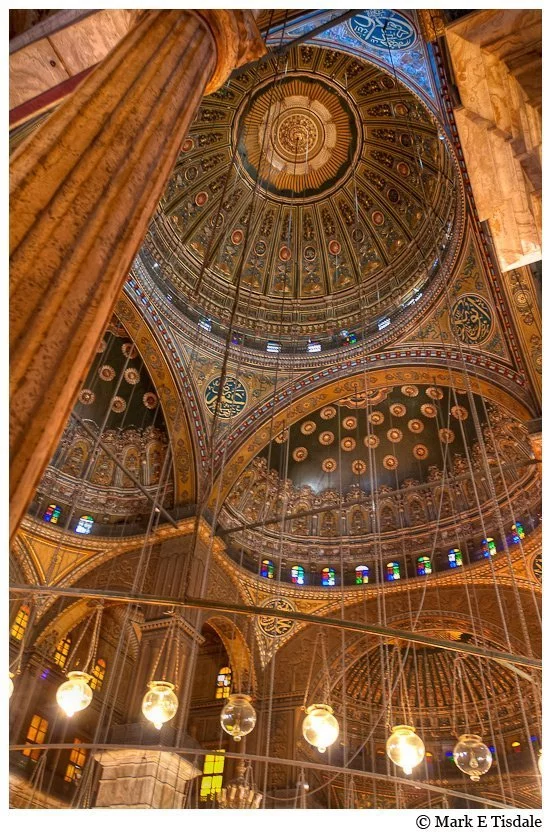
450;294;493;345
205;376;247;418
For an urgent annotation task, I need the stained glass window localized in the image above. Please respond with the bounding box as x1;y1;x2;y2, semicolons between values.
75;515;94;535
215;666;232;699
482;538;496;558
22;714;48;761
64;738;87;782
386;562;401;581
200;751;225;801
417;556;432;576
53;636;72;668
511;522;525;544
448;548;463;568
355;565;369;584
11;604;30;641
291;565;305;585
260;559;274;579
321;567;336;586
43;504;61;524
90;658;106;691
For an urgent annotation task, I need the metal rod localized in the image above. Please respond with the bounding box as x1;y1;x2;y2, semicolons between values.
71;413;179;529
218;458;539;537
5;741;515;809
10;583;541;670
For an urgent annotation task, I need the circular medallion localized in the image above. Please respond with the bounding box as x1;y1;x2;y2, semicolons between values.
390;403;407;418
401;385;418;397
369;411;385;425
111;396;126;413
450;294;493;345
304;246;316;261
352;459;367;475
397;161;410;177
255;241;267;256
293;446;308;462
426;386;444;400
122;342;138;359
185;166;197;181
341;437;356;452
352;227;364;243
342;416;358;431
421;403;438;418
205;376;247;418
387;428;403;443
383;454;399;471
275;428;289;444
195;191;208;207
364;434;380;449
78;389;95;406
319;431;335;446
322;458;337;473
451;405;469;421
143;392;158;409
124;368;140;385
439;428;455;444
408;419;424;434
401;133;413;148
182;138;194;152
372;211;385;226
329;240;342;256
279;245;292;261
413;444;429;460
349;10;417;50
321;406;337;420
395;102;409;117
258;598;296;638
301;420;317;435
99;365;115;382
231;229;244;245
387;188;400;204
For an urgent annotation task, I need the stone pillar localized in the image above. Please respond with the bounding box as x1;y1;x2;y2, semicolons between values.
9;9;265;541
94;749;201;809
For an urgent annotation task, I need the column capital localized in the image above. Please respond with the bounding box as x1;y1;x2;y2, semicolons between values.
194;10;266;94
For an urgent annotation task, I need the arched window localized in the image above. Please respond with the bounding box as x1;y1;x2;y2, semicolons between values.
215;666;232;699
53;636;72;668
355;565;369;585
260;559;274;579
511;522;525;543
64;738;87;782
386;562;401;581
482;537;496;558
90;658;106;691
200;750;225;801
417;556;432;576
448;548;463;568
43;504;61;524
291;565;305;585
75;515;94;535
321;567;336;586
11;604;30;641
22;714;48;761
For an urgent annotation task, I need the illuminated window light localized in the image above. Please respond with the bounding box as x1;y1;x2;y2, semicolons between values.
348;332;358;344
307;341;321;353
199;318;212;332
378;318;391;331
267;342;281;353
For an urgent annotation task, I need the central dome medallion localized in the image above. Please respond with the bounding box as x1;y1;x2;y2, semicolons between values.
237;75;360;199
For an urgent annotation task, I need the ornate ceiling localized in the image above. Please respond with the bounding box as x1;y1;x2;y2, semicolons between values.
145;44;461;346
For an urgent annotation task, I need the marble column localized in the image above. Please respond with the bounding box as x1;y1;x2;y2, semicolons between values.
9;10;265;540
94;749;201;809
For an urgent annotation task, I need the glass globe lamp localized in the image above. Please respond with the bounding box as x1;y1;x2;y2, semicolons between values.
56;671;93;717
141;681;178;730
302;704;340;753
386;725;425;775
220;693;257;742
453;734;492;782
9;672;14;699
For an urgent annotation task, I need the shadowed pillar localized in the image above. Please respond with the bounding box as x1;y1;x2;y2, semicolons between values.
9;10;265;540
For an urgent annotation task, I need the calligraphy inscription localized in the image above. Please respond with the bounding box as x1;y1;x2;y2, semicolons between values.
450;294;493;345
205;376;247;419
258;598;296;638
350;10;417;50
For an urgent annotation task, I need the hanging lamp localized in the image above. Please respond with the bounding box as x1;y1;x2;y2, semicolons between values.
141;680;179;730
386;725;425;775
302;703;340;753
453;734;492;781
56;670;94;717
220;693;257;741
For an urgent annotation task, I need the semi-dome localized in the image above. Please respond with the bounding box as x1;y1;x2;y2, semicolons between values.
142;44;461;348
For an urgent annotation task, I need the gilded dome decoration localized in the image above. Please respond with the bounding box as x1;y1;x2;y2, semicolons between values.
147;45;461;346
